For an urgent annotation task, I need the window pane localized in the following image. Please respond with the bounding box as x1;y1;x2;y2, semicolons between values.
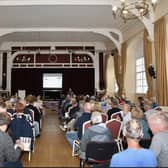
137;80;142;86
143;73;146;79
136;73;142;80
137;66;140;72
136;56;148;94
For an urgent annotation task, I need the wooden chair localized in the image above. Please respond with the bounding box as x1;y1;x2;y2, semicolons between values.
106;119;123;151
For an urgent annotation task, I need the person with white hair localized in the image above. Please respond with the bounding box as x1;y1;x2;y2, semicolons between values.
80;111;112;159
110;119;157;167
147;110;168;167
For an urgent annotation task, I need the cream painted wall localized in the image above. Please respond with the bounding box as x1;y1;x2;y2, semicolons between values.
106;54;115;96
125;32;143;102
105;31;143;102
165;15;168;83
154;0;168;22
121;1;168;102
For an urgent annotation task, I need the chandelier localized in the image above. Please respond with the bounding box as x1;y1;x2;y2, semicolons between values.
112;0;158;22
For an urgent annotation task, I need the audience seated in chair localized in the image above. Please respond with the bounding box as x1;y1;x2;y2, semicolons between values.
12;99;39;137
80;111;113;160
0;112;24;168
26;95;41;136
9;100;34;149
109;119;157;167
147;110;168;167
120;103;132;128
60;98;80;131
65;102;92;148
60;94;72;118
131;106;151;139
12;100;32;124
107;99;121;120
10;112;34;147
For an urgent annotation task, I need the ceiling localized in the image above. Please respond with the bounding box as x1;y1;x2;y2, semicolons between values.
0;0;146;49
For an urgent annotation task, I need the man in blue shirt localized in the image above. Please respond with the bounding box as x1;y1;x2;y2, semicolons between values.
110;119;157;167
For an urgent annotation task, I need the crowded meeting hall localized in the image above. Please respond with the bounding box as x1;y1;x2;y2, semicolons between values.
0;0;168;167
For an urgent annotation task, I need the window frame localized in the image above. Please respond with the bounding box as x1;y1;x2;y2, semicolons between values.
135;55;148;94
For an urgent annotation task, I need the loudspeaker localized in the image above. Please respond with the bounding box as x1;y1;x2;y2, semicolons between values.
111;49;116;56
148;64;156;79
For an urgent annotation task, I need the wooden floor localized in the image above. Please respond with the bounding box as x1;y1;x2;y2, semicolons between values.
21;108;79;167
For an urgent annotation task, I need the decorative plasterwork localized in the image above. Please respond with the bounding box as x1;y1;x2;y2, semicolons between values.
11;49;95;69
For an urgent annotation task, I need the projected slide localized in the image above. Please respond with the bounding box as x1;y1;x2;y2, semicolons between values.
43;73;62;89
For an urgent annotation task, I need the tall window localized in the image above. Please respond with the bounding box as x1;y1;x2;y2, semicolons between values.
136;40;148;94
136;57;147;93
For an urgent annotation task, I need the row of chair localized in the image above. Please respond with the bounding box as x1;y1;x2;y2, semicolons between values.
72;118;123;163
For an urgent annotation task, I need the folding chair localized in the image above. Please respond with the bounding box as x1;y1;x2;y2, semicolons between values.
101;113;108;123
80;141;118;168
111;111;122;120
106;119;123;151
82;120;92;136
20;137;32;161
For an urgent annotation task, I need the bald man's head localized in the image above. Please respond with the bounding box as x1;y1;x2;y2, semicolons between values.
83;102;92;113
